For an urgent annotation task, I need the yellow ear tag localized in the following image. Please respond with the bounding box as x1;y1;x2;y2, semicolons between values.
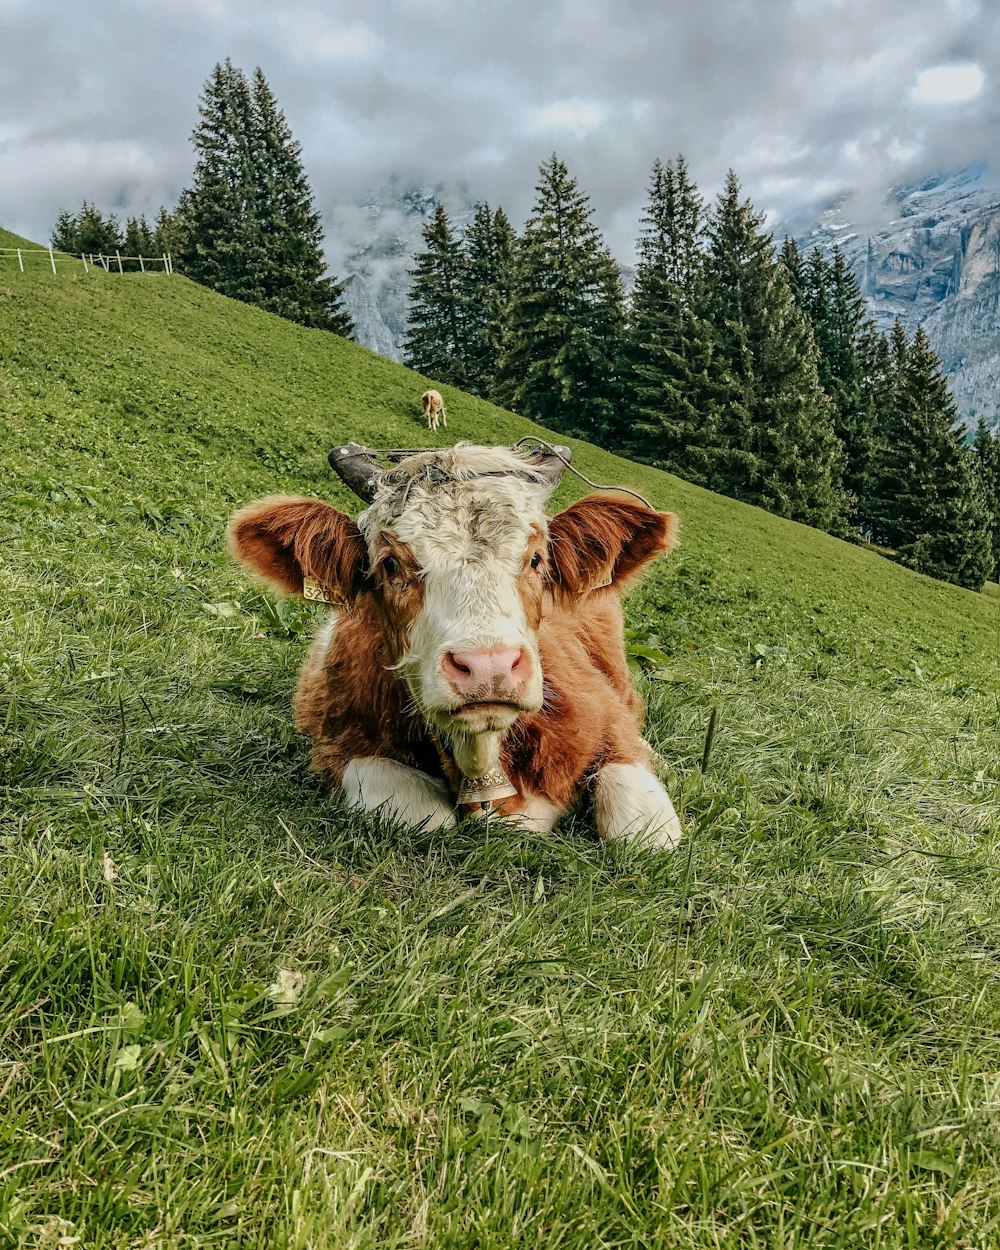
302;576;333;604
592;567;613;591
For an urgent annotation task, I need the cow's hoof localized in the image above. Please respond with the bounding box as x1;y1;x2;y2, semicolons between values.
593;763;683;851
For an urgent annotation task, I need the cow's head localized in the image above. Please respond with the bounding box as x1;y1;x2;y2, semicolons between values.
228;444;677;780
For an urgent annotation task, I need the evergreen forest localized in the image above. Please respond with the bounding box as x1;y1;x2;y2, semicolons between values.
404;155;999;591
49;67;999;590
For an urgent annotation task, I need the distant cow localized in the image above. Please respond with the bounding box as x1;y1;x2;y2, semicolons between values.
229;442;682;848
421;389;447;432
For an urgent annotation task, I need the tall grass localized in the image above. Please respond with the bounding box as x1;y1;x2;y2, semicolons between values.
2;253;999;1248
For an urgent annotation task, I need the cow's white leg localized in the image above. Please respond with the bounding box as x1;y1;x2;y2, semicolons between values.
593;763;683;851
512;791;563;832
342;758;455;830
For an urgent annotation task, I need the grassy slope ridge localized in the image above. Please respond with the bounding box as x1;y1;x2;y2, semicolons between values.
2;250;999;1248
1;226;46;249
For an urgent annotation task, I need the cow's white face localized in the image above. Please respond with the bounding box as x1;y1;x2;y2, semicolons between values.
357;451;551;747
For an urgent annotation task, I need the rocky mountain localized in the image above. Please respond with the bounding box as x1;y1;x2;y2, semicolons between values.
325;181;475;364
795;165;1000;429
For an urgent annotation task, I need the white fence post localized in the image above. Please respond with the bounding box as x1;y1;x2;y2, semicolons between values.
2;246;175;277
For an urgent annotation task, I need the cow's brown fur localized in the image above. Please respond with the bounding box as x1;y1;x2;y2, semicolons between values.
515;523;548;631
228;495;368;603
368;533;426;661
287;582;654;815
293;598;445;784
548;494;679;595
230;489;676;820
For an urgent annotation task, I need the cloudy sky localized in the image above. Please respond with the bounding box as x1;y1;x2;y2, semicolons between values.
1;0;998;264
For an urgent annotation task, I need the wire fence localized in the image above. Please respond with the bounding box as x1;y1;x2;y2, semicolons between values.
0;247;175;275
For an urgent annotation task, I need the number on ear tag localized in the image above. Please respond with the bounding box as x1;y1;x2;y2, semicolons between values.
302;576;333;604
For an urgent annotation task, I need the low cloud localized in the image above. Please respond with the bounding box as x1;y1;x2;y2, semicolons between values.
1;0;999;263
526;100;610;140
277;11;381;63
911;62;985;104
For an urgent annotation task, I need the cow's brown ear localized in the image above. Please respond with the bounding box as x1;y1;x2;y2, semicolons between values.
547;494;678;595
227;495;367;601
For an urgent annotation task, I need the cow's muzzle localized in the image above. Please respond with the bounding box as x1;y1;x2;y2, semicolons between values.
441;646;531;702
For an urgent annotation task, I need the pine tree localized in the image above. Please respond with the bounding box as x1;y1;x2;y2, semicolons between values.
866;320;913;550
868;323;992;588
50;203;124;260
122;215;156;271
624;156;724;484
77;202;123;256
826;252;870;494
795;246;871;521
178;61;351;334
461;203;516;399
247;67;352;334
800;249;834;364
177;60;257;297
778;237;805;304
855;321;893;536
51;209;78;253
703;172;847;530
153;207;185;264
497;154;625;443
972;418;1000;583
403;203;470;386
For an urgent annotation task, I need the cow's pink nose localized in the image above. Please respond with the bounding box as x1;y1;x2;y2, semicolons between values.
442;646;529;697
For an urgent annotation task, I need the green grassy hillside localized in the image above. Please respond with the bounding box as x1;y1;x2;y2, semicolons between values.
2;253;999;1249
0;225;79;263
1;227;35;247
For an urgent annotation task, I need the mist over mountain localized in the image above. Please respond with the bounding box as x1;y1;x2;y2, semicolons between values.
325;179;635;366
323;181;476;364
329;166;1000;432
793;165;1000;430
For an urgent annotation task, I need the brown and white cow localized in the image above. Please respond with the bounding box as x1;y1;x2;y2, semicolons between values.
421;389;447;432
228;443;683;849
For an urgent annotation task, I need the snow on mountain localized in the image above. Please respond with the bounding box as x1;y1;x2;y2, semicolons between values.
795;165;1000;429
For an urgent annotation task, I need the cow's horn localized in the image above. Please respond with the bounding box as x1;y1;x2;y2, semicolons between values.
519;440;573;490
328;443;380;502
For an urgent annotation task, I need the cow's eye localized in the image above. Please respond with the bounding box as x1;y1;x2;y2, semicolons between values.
530;552;543;570
383;556;399;577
